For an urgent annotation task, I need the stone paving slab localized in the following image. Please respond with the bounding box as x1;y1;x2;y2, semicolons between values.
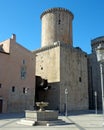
68;114;103;130
0;111;104;130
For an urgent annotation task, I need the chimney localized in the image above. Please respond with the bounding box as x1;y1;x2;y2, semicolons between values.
11;34;16;41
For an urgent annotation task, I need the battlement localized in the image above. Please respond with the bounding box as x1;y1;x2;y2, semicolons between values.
40;7;74;19
91;36;104;47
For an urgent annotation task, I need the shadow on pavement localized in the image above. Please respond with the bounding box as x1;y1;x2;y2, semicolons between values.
59;110;102;116
0;112;25;120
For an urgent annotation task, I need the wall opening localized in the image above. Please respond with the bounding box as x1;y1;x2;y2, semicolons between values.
12;86;15;92
0;99;3;113
79;77;82;82
0;83;2;88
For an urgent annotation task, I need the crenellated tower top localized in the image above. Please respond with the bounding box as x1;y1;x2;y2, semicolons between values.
40;7;74;19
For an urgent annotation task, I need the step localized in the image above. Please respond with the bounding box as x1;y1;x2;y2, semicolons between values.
17;119;35;126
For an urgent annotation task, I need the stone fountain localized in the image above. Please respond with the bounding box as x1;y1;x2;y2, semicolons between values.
18;102;59;126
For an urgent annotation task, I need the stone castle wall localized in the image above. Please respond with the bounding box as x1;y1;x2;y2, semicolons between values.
60;45;88;112
34;42;89;112
35;44;60;83
88;36;104;110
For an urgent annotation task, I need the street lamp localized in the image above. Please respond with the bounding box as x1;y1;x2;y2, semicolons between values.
96;44;104;124
65;88;68;116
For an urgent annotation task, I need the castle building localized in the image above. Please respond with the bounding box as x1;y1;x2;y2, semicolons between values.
34;8;88;112
88;36;104;110
0;7;103;113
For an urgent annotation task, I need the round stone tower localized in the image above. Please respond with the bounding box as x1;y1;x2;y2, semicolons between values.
40;7;74;47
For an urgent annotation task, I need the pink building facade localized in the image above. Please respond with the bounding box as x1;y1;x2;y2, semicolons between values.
0;34;36;113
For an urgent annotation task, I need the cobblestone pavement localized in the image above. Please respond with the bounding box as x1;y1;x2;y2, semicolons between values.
0;111;104;130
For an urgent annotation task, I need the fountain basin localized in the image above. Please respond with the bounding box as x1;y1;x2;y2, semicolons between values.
25;110;58;121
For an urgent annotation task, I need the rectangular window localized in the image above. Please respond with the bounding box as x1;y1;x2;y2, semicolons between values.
23;59;25;64
0;84;2;88
79;77;82;82
12;86;15;92
21;66;26;80
23;88;28;94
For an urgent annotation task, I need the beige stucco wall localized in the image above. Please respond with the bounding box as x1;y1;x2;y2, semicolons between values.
0;35;36;113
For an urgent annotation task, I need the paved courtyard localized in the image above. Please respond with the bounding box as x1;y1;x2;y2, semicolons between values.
0;111;104;130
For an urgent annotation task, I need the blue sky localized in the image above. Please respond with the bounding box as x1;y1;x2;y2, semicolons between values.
0;0;104;54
